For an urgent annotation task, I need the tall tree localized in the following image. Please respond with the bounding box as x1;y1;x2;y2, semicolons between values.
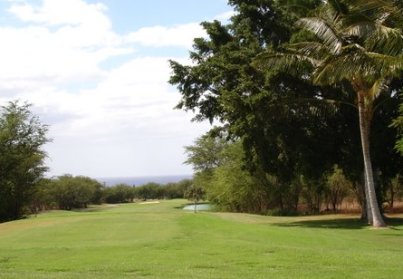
0;101;49;221
256;0;403;227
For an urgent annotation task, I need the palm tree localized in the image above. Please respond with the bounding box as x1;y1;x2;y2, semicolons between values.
256;0;403;227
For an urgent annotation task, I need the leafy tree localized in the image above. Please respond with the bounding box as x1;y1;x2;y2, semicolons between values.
184;134;227;172
103;183;134;204
0;101;49;221
325;166;352;212
185;185;205;213
206;141;271;213
171;0;402;220
257;0;403;227
170;0;353;214
385;174;403;211
171;0;327;179
51;175;102;210
163;179;193;199
30;178;57;213
134;183;164;200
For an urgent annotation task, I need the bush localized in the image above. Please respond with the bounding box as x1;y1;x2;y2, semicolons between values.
163;179;193;199
51;175;103;210
134;183;164;200
103;184;134;204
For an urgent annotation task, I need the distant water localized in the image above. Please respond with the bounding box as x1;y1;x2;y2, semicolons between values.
183;204;212;211
97;175;193;187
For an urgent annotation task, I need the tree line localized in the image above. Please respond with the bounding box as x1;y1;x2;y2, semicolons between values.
170;0;403;227
0;101;194;222
30;175;194;213
185;134;403;215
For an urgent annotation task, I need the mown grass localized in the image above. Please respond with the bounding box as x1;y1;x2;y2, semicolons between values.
0;200;402;278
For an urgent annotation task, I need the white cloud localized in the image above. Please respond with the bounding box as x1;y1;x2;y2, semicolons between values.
9;0;110;28
0;0;132;86
0;0;219;177
125;22;206;48
12;55;211;177
124;9;235;49
214;10;236;22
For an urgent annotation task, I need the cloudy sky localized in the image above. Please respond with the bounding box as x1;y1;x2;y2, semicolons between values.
0;0;233;178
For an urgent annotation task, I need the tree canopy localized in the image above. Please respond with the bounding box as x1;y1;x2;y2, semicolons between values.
170;0;403;222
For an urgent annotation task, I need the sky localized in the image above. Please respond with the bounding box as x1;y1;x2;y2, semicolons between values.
0;0;234;178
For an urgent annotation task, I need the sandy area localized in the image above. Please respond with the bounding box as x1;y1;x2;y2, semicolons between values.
139;201;161;205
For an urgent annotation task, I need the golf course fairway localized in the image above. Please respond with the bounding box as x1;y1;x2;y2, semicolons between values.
0;200;402;278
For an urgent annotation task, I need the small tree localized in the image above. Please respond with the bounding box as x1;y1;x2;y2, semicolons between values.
51;175;101;210
134;183;164;200
325;166;352;212
103;184;134;204
185;185;205;213
387;174;403;211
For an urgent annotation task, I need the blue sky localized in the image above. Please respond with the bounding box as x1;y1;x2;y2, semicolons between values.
94;0;230;32
0;0;233;178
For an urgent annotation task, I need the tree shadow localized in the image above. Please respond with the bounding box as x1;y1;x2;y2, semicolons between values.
71;205;118;213
273;218;367;229
273;217;403;230
384;217;403;229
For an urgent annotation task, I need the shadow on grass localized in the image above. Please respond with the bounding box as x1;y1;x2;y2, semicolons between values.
273;218;367;229
71;205;118;213
273;217;403;230
384;217;403;229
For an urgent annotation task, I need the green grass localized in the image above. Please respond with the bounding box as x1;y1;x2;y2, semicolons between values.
0;200;402;278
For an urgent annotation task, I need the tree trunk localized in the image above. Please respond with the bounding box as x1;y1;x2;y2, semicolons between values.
357;92;386;227
364;181;373;224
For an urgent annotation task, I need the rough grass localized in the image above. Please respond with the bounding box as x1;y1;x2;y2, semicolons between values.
0;200;402;279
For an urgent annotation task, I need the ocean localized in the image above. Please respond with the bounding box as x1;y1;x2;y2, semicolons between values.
97;174;193;187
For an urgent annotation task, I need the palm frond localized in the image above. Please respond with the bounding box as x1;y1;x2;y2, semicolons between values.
344;21;403;55
347;0;396;15
253;50;316;74
366;25;403;55
366;52;403;74
313;44;403;86
297;18;343;54
368;79;388;102
288;42;330;62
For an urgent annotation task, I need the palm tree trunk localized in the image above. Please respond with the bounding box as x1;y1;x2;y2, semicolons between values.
357;92;386;227
364;181;373;224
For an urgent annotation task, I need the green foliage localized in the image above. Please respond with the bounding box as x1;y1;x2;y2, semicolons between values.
205;142;270;213
324;166;352;212
30;178;57;212
385;174;403;210
184;134;226;171
102;179;193;203
171;0;352;213
50;175;103;210
0;101;49;221
134;182;164;200
171;0;402;218
163;179;193;199
102;184;134;204
184;185;205;204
